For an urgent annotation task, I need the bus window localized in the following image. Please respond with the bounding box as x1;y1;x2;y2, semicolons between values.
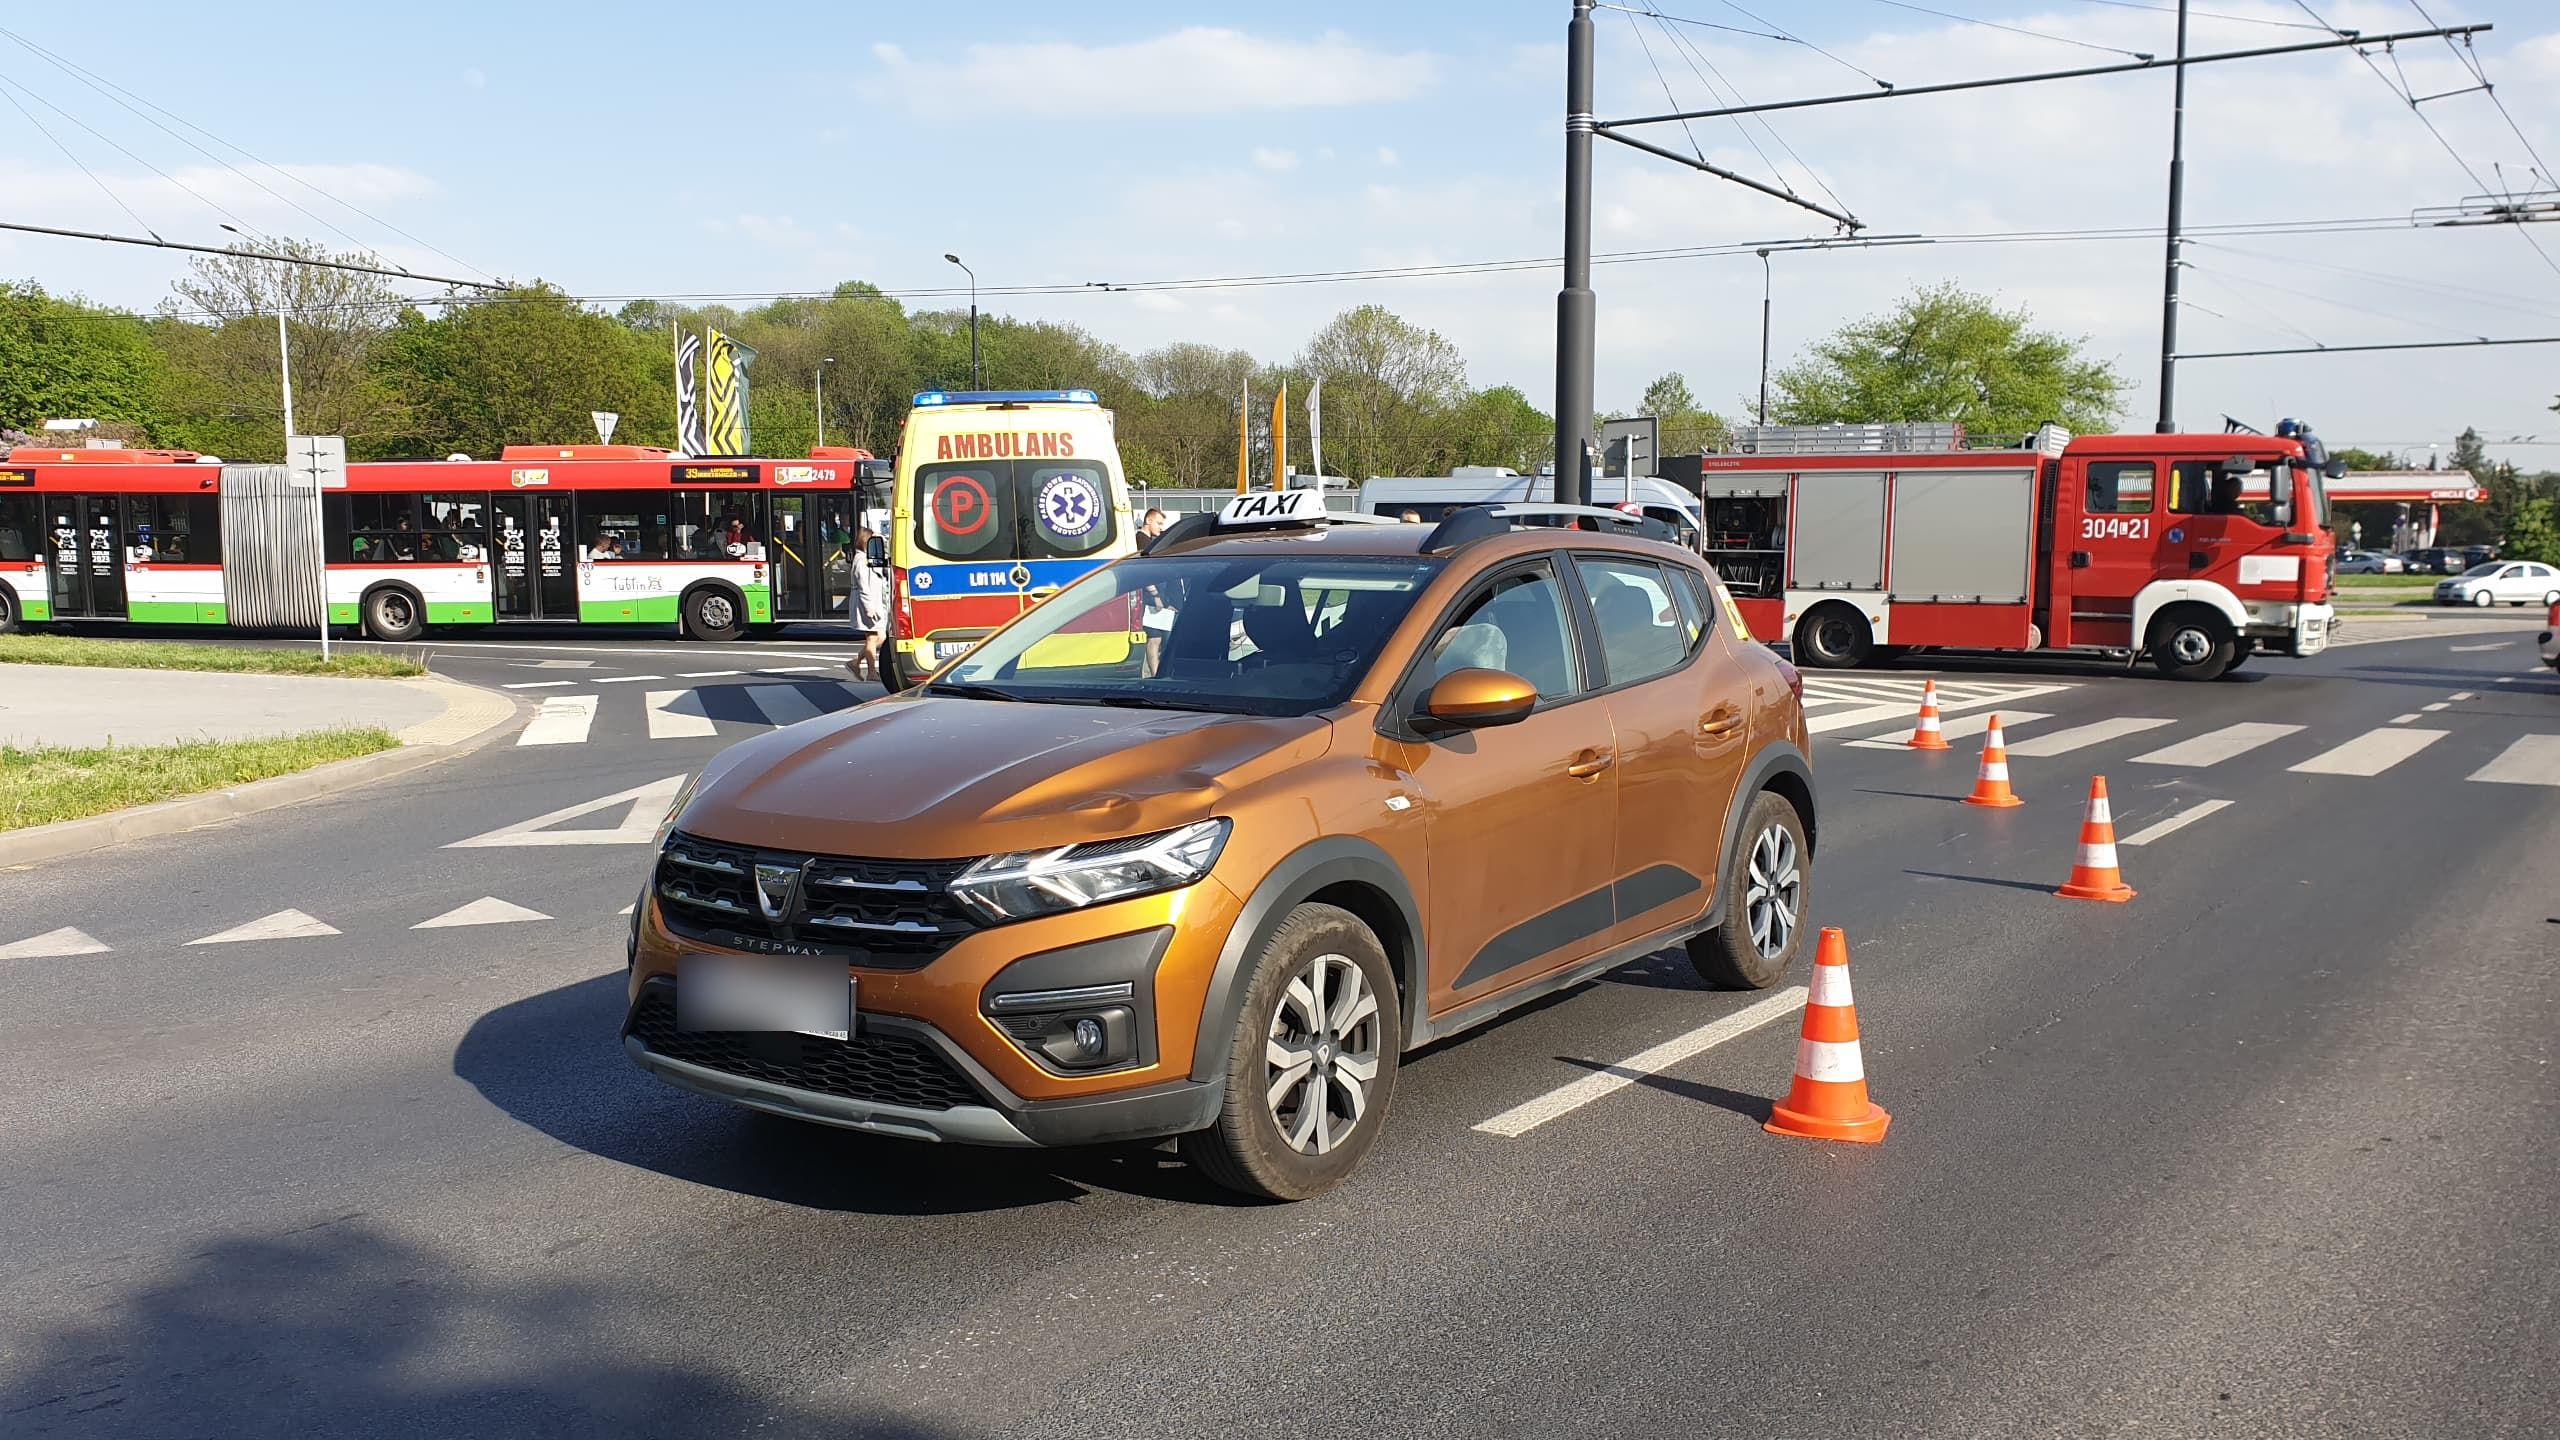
0;496;37;561
344;495;425;562
422;493;491;561
671;491;764;560
146;496;221;564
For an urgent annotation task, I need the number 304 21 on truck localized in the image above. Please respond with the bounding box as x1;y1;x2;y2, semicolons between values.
1687;419;2341;681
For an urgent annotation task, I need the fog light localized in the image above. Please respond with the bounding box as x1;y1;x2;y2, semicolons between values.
1072;1016;1106;1056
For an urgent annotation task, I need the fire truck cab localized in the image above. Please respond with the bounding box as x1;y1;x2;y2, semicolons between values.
1696;420;2338;681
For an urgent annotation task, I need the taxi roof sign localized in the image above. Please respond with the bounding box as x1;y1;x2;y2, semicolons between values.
1219;489;1329;525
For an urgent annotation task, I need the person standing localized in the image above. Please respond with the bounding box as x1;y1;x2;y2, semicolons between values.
1138;508;1177;676
846;527;891;683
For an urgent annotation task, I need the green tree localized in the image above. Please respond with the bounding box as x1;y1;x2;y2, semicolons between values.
370;285;663;457
2499;494;2560;565
2331;446;2406;472
154;239;406;460
0;282;165;437
1128;342;1258;486
1296;304;1468;478
1767;282;2127;439
1442;385;1552;473
1638;371;1727;456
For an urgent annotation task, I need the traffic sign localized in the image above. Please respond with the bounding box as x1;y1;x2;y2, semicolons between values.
287;434;347;490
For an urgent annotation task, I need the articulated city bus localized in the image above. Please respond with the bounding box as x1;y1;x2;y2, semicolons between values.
0;444;878;641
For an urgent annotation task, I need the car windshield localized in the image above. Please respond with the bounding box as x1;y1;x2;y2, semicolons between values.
2461;561;2504;578
935;552;1442;716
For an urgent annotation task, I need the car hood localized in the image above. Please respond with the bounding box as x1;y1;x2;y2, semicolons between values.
678;695;1332;857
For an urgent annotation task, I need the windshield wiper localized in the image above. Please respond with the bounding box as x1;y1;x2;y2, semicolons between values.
922;681;1019;702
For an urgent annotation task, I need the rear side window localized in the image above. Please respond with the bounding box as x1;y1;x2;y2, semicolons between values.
1575;555;1699;687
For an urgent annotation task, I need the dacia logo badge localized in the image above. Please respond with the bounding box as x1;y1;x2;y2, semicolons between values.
753;862;803;922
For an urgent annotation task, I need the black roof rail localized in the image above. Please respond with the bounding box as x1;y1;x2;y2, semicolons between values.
1422;502;1669;555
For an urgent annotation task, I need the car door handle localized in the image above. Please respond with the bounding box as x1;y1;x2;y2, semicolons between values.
1566;751;1615;779
1699;707;1743;738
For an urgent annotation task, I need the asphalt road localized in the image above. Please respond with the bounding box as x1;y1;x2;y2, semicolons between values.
3;618;2554;1438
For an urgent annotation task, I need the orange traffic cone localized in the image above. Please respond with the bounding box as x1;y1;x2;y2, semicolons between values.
1962;713;2023;808
1905;679;1952;750
2056;775;2137;902
1766;928;1890;1143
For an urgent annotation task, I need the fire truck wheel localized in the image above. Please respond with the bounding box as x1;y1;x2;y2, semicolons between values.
1791;604;1872;669
2149;606;2236;682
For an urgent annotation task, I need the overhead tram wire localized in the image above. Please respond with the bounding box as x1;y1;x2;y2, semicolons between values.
1851;0;2154;61
2058;0;2328;31
1621;7;1753;186
2190;237;2560;325
0;79;160;239
2409;1;2553;188
0;23;497;283
1591;3;1788;43
1649;8;1857;221
1709;0;1894;89
0;70;268;237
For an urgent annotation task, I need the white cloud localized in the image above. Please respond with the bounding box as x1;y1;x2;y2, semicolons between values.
861;27;1440;115
1377;146;1399;167
1253;147;1300;172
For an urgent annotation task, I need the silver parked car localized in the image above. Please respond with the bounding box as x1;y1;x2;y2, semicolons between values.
2436;560;2560;608
2335;548;2403;574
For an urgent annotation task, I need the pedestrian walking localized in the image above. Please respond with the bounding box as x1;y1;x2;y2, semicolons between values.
846;527;891;682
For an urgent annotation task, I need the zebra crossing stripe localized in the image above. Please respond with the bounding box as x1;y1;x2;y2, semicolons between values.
2289;727;2446;776
645;689;718;739
2130;722;2303;768
2002;716;2175;757
1844;711;2050;749
517;694;598;746
2470;734;2560;786
745;685;824;727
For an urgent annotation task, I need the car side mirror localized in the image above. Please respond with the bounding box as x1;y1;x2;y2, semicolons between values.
2324;458;2347;480
1421;668;1538;729
866;536;887;564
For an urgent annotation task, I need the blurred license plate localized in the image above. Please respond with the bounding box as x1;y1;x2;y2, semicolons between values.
678;955;852;1039
934;641;972;660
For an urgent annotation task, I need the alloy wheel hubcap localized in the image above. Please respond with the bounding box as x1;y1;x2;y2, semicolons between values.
1265;951;1382;1157
1745;823;1801;960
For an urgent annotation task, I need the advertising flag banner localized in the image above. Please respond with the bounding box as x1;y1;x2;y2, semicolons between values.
1270;381;1287;492
704;330;760;456
1234;376;1251;495
675;331;706;456
1306;376;1324;481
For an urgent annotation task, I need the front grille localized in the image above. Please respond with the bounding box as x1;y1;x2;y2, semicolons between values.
627;988;983;1112
656;832;979;967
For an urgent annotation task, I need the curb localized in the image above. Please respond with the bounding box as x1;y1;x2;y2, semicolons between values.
0;669;523;872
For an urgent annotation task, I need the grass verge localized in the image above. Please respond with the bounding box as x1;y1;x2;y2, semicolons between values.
1;728;400;832
0;633;423;677
2335;574;2438;589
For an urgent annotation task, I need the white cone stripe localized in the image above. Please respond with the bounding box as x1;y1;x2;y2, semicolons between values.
2076;841;2119;868
1808;964;1855;1008
2087;796;2113;824
1981;761;2010;781
1795;1037;1866;1085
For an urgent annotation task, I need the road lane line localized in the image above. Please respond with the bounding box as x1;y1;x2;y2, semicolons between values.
677;670;742;678
645;689;718;740
2494;676;2518;684
500;680;572;690
2449;691;2477;701
1845;710;2050;749
2469;735;2560;786
1808;703;1921;735
745;685;824;727
2131;722;2304;767
1999;716;2175;757
2119;798;2233;847
2449;642;2507;652
1473;986;1809;1138
590;674;665;684
758;665;829;674
516;694;597;746
2289;727;2446;776
2422;702;2451;712
2390;713;2422;724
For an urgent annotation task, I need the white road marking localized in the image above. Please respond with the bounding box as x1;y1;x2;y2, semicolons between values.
2450;642;2508;652
677;670;743;678
2494;676;2518;684
515;694;597;746
2131;722;2305;768
2289;727;2446;776
644;689;719;740
757;665;829;674
2422;702;2451;712
2449;691;2477;701
188;909;339;945
2469;735;2560;787
413;897;553;929
500;680;573;690
618;903;636;917
2119;798;2233;847
1809;703;1926;735
446;774;689;848
2390;713;2422;725
746;684;824;727
0;926;110;960
590;674;666;684
2000;716;2176;757
1473;986;1809;1138
1844;710;2050;749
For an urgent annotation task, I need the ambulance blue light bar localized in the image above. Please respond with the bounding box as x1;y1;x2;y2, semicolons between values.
912;389;1100;407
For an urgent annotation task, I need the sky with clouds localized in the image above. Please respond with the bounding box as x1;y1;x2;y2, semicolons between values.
6;1;2560;465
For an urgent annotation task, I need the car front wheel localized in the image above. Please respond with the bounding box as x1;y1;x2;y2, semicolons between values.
1687;789;1811;989
1182;903;1400;1201
2473;589;2495;608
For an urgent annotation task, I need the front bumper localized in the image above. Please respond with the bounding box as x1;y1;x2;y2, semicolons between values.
2243;600;2333;657
622;976;1224;1148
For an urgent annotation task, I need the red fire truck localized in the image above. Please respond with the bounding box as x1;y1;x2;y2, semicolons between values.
1686;420;2341;681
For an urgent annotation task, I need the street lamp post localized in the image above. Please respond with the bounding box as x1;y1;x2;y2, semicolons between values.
1554;0;1597;506
943;253;981;388
222;225;296;445
816;356;835;448
1756;248;1773;427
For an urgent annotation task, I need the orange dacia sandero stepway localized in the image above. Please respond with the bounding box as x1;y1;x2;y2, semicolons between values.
624;493;1817;1200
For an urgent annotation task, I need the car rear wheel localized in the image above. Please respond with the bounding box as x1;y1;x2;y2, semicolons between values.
1687;790;1810;990
2543;589;2559;608
1181;902;1400;1201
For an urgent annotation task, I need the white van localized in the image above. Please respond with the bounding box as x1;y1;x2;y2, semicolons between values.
1356;469;1701;544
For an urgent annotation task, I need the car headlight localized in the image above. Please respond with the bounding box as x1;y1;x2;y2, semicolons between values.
948;819;1230;924
653;772;705;849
